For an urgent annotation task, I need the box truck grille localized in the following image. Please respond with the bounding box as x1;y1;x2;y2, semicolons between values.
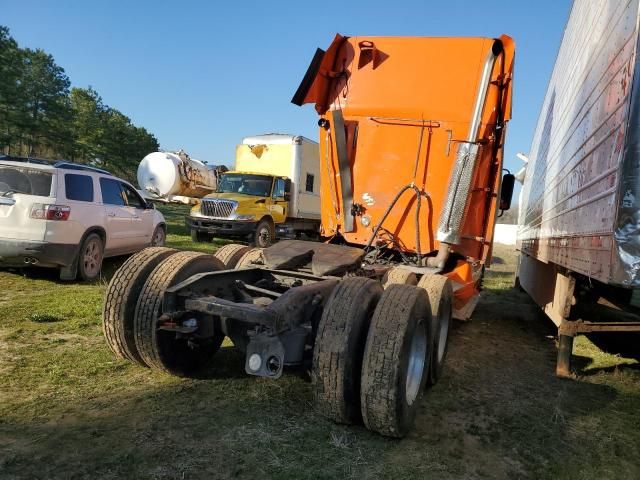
201;199;236;218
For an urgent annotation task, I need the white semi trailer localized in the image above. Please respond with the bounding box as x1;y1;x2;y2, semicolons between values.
517;0;640;375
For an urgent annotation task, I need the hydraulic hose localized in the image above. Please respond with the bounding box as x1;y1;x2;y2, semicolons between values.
364;184;424;265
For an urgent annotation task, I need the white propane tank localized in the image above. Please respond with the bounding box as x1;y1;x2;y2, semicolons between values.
137;150;223;200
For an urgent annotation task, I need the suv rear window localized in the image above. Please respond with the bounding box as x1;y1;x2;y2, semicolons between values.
0;166;52;196
65;174;94;202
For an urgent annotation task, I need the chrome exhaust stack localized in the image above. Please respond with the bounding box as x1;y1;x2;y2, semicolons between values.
435;39;503;247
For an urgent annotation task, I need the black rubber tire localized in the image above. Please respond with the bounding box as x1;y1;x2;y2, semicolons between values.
360;284;432;438
78;233;104;281
417;274;453;386
312;277;383;424
381;267;418;289
234;248;264;269
102;247;177;364
213;244;252;269
134;251;226;376
191;229;211;243
254;218;275;248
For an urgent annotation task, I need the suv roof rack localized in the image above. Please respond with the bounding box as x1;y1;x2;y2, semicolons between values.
53;161;112;175
0;155;55;166
0;155;112;175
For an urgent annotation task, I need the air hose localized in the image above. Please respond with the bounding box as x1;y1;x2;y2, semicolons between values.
364;183;425;265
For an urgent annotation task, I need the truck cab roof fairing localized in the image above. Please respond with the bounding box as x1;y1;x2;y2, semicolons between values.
291;34;348;114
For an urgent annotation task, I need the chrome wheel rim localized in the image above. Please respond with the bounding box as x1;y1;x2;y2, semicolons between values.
83;239;101;277
406;320;428;405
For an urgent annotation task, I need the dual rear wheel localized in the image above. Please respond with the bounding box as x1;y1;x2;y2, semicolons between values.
103;247;453;437
103;248;226;376
313;273;453;437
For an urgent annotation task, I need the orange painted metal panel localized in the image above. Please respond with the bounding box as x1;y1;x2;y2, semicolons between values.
302;34;514;265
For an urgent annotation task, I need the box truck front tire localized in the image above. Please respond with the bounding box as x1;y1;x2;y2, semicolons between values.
254;219;275;248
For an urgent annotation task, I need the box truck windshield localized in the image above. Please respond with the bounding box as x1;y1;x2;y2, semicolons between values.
218;173;272;197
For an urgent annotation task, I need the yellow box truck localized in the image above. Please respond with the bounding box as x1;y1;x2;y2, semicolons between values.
186;134;320;247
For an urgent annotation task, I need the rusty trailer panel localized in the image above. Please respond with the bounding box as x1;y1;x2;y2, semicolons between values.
518;0;640;287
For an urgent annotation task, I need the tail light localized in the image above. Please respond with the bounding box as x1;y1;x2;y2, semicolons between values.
30;203;71;221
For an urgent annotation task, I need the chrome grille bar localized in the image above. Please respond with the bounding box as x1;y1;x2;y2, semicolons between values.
201;199;236;218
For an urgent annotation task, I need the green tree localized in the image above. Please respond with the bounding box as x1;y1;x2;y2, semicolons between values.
69;87;107;162
19;48;71;156
0;26;24;153
0;25;159;183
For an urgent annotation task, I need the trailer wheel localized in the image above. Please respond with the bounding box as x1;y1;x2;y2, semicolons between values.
382;267;418;289
313;277;383;424
134;251;226;376
254;218;275;248
360;284;431;438
417;274;453;385
103;247;177;364
213;244;252;269
234;248;264;269
191;229;212;243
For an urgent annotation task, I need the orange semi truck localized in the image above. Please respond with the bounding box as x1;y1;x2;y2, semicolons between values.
103;33;515;438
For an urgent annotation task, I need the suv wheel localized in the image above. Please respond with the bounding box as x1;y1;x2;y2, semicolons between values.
78;233;104;281
151;225;166;246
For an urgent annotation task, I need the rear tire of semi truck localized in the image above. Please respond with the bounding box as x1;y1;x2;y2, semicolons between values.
134;251;226;376
213;244;252;269
381;267;418;289
417;274;453;386
103;247;177;365
234;248;264;269
360;284;432;438
312;277;383;424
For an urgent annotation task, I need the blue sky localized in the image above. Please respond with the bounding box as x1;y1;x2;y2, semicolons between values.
3;0;571;174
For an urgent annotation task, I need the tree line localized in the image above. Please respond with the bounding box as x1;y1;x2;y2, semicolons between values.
0;26;158;181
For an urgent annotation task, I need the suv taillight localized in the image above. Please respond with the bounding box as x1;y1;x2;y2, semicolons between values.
30;203;71;221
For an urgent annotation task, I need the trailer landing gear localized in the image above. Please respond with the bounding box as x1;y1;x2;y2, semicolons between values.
556;319;640;378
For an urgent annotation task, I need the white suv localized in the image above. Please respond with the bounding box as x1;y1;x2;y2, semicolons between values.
0;156;166;281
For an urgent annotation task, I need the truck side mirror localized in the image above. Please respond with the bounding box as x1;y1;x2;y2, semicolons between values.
284;179;291;201
500;173;515;210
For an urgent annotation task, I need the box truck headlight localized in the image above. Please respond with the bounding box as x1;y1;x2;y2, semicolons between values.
235;214;255;221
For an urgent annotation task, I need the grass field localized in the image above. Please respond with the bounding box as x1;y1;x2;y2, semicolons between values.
1;205;639;479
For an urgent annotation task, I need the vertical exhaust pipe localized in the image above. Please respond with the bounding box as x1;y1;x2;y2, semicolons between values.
434;40;503;250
